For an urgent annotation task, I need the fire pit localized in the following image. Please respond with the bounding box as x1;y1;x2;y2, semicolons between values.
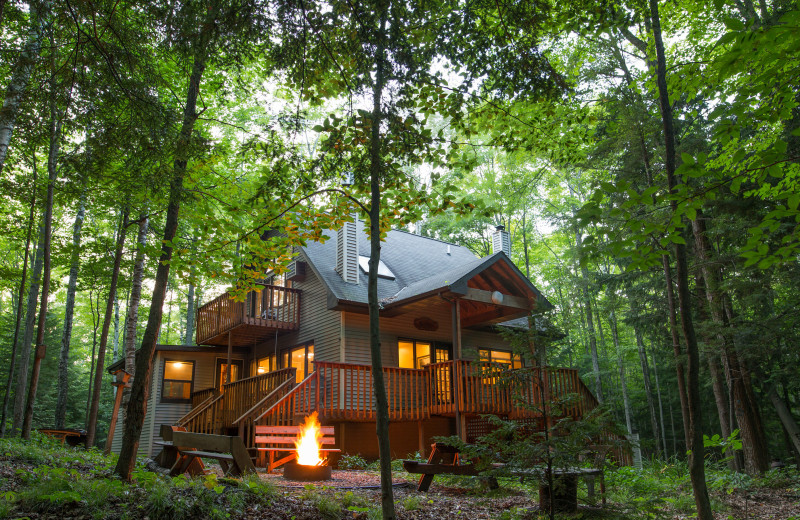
283;461;332;481
282;412;331;482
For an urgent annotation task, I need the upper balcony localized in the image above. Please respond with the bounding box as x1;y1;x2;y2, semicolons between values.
196;284;301;346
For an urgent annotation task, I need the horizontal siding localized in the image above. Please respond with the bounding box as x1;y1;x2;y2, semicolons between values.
253;270;340;366
110;349;247;457
343;307;515;366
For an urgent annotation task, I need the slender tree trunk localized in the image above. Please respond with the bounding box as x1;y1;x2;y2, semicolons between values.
85;289;101;426
634;322;662;458
575;231;603;403
55;191;86;429
692;216;768;473
609;304;633;435
649;0;712;515
115;8;213;477
112;293;122;361
366;5;395;518
649;342;668;457
121;214;148;414
21;104;61;438
661;255;690;449
86;208;129;448
13;225;43;432
0;0;47;174
0;167;37;436
770;389;800;459
184;274;195;345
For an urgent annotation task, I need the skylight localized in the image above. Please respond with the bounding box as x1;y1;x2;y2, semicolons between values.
358;255;396;280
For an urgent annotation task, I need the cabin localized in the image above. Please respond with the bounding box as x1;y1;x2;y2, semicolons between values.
108;221;601;460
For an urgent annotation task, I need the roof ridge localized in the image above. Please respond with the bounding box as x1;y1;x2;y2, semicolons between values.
388;227;475;250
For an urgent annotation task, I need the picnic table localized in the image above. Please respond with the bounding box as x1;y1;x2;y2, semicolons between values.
403;442;605;513
38;428;87;447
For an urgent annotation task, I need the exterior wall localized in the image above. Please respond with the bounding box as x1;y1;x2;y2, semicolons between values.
109;348;247;457
252;268;341;368
339;417;454;459
342;307;516;367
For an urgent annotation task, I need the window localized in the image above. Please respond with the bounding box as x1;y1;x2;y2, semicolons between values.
257;354;277;374
398;340;432;369
282;342;314;383
479;349;523;369
162;360;194;402
216;358;243;389
358;255;396;279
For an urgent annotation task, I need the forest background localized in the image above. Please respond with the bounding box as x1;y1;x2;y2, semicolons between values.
0;0;799;517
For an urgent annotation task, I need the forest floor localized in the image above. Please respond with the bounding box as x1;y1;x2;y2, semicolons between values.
1;434;799;520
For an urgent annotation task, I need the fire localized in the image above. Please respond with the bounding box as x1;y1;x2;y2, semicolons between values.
295;412;324;466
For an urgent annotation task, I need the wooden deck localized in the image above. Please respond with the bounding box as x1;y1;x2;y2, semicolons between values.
250;361;597;426
196;284;300;346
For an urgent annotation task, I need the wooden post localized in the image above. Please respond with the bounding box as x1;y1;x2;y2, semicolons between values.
418;420;425;457
226;331;232;386
104;370;131;455
451;299;465;441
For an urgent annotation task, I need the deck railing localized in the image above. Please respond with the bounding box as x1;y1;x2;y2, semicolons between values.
251;360;594;426
196;284;301;344
178;368;295;435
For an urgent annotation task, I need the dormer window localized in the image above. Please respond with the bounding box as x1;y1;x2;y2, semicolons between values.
358;255;395;280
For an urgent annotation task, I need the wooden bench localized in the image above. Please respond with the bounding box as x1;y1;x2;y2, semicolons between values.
170;431;256;477
254;425;340;473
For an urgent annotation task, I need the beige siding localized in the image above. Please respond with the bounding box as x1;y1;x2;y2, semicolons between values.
253;269;340;366
343;307;515;366
110;349;247;457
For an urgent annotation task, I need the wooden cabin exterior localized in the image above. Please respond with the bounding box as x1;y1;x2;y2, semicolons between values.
109;222;613;462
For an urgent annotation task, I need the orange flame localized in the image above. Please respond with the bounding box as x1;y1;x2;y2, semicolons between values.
295;412;324;466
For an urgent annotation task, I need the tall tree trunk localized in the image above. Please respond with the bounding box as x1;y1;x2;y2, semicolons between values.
121;214;148;414
13;224;44;432
55;191;86;429
609;303;633;435
649;0;712;515
184;273;195;345
649;341;669;456
633;322;662;458
770;389;800;460
0;166;37;436
661;255;690;449
115;7;213;477
692;215;769;473
112;293;122;361
21;102;61;438
575;231;603;403
366;4;395;518
86;208;129;448
85;289;101;426
0;0;47;174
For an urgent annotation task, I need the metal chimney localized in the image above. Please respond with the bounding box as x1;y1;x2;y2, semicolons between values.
492;225;511;256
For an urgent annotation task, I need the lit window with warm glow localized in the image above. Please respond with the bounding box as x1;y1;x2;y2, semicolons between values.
283;343;314;383
162;360;194;402
398;340;433;369
257;355;276;374
479;348;523;369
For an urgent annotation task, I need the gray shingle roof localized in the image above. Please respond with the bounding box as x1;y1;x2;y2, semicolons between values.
300;219;552;310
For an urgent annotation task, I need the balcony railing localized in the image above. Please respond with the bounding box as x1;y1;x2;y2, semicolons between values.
196;284;301;346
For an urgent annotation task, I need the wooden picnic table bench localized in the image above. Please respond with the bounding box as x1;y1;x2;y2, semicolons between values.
403;442;605;512
38;428;87;447
169;431;256;477
254;424;340;473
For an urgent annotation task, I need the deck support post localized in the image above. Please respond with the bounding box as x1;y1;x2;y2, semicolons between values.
226;331;232;385
104;370;131;455
451;299;465;441
418;420;425;457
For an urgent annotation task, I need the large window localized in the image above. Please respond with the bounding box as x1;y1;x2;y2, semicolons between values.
479;349;523;369
162;360;195;402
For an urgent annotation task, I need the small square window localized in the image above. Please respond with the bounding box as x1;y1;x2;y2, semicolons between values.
162;360;194;402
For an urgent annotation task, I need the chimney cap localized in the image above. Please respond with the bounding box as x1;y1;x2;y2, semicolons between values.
495;225;505;232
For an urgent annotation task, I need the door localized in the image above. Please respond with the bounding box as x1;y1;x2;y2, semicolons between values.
216;358;244;389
